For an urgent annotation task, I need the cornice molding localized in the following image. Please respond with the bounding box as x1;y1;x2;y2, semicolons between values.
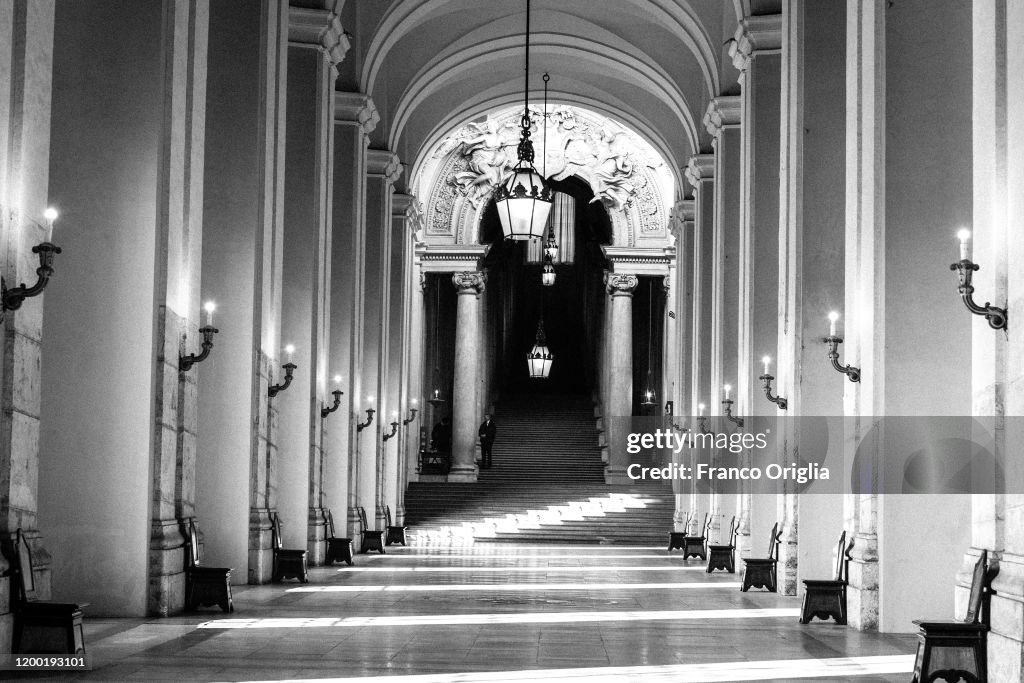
730;14;783;73
333;92;379;135
684;154;715;190
602;246;674;276
703;97;742;139
367;149;402;184
288;6;349;65
415;244;491;273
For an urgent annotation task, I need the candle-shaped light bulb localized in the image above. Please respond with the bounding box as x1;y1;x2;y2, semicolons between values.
698;402;706;416
411;398;418;406
284;344;295;361
366;396;374;404
724;384;731;401
332;374;342;385
828;311;839;337
957;228;971;260
762;355;771;376
203;300;216;327
43;207;59;240
434;388;439;398
392;411;398;420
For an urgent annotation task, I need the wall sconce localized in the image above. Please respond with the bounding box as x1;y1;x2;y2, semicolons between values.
1;207;62;324
696;402;712;434
382;411;400;441
950;229;1007;330
759;356;788;410
321;374;344;418
403;398;419;426
180;301;219;372
356;396;375;432
721;384;743;428
824;312;861;383
268;344;296;397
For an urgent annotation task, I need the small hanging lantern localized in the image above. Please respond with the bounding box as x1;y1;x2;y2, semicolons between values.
544;223;559;262
541;260;556;287
527;319;554;379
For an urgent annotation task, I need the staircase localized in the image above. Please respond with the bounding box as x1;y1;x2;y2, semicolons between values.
405;394;674;545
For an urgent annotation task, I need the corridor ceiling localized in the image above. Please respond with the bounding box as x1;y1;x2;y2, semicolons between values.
337;0;780;195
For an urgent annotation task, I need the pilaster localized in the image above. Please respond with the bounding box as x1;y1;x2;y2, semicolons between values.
450;271;486;482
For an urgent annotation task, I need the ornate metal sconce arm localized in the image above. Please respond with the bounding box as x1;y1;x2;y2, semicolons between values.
179;325;219;372
950;259;1007;330
356;408;375;432
403;408;418;426
722;399;744;428
697;416;713;436
1;242;62;322
824;336;861;383
321;389;343;418
268;362;297;397
382;421;400;442
759;374;788;410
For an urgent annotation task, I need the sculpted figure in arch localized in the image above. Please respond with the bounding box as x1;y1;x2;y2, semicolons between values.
438;119;518;207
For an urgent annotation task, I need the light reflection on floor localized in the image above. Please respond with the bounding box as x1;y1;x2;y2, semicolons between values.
284;581;740;592
197;607;801;629
224;654;916;683
334;565;707;572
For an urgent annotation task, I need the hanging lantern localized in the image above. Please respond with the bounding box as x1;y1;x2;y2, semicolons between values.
527;319;553;379
541;261;556;287
544;224;559;262
493;0;553;241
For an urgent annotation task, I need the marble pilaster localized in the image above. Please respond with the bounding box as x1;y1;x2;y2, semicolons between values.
450;271;486;482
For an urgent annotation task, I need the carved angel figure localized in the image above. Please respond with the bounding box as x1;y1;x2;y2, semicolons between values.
442;120;516;207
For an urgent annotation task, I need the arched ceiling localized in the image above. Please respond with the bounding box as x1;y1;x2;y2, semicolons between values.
338;0;744;195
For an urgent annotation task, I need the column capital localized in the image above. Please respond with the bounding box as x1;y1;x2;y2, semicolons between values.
669;199;695;237
334;92;379;136
684;154;715;190
367;149;403;185
605;273;639;297
730;14;783;73
703;97;741;139
452;271;486;295
393;193;425;233
288;3;349;65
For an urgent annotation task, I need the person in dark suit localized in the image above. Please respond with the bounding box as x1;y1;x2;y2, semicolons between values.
478;414;497;469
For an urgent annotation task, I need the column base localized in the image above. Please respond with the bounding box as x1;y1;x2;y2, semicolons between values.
989;551;1024;683
447;466;478;483
148;518;187;616
846;532;880;631
605;466;634;485
306;507;326;566
248;508;273;585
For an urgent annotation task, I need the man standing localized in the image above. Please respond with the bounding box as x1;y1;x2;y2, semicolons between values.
478;413;497;469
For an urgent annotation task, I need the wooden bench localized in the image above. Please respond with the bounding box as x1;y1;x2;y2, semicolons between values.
323;509;354;566
4;528;87;654
667;512;692;552
682;513;710;560
357;506;385;554
384;505;407;546
185;519;233;612
911;550;993;683
741;522;782;592
706;516;739;573
800;531;852;624
271;513;308;582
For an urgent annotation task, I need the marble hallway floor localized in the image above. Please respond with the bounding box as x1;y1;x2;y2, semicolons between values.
22;545;916;682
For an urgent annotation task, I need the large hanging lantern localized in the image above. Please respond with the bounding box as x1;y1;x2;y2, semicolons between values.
493;0;553;240
527;319;553;379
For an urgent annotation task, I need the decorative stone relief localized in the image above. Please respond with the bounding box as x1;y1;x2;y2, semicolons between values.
606;273;639;296
452;271;486;294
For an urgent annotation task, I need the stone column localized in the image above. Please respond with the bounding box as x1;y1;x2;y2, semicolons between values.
0;0;56;642
604;273;638;484
329;92;377;539
777;0;847;592
194;0;288;583
38;0;209;613
450;271;486;482
730;15;784;582
705;97;742;546
685;154;714;533
404;267;426;487
362;150;401;528
669;200;694;531
972;2;1023;677
279;0;347;564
